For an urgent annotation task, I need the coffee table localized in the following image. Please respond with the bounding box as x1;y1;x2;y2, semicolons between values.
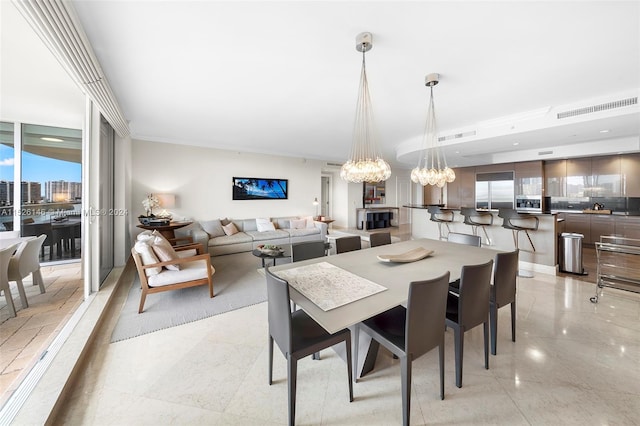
252;249;290;267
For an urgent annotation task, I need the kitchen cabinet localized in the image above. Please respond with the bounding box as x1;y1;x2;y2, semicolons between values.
544;160;566;197
591;156;621;197
564;213;591;243
515;161;543;196
615;215;640;239
445;167;475;208
589;215;616;243
566;158;591;198
621;153;640;197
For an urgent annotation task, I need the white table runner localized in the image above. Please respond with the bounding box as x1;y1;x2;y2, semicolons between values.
274;261;387;311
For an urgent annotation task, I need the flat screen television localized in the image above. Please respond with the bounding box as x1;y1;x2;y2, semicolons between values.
232;177;288;200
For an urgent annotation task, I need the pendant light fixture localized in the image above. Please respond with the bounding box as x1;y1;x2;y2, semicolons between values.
410;73;455;187
340;32;391;183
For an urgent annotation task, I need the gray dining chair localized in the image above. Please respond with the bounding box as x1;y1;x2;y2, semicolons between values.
335;235;361;254
291;240;326;262
1;243;20;317
265;267;353;426
447;232;481;247
490;249;519;355
446;259;493;388
7;234;47;309
355;272;450;426
369;231;392;248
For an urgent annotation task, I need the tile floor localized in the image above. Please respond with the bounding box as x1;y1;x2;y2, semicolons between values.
52;238;639;425
0;261;83;406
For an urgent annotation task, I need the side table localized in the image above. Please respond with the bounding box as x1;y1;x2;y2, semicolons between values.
137;221;193;240
252;249;290;267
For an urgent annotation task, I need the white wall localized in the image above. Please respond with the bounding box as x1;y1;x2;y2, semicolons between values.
131;140;324;226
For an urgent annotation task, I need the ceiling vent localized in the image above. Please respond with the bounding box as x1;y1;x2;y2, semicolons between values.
538;150;554;155
438;130;477;142
325;162;343;167
557;97;638;119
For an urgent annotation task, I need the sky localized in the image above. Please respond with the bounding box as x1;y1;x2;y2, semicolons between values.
0;145;81;194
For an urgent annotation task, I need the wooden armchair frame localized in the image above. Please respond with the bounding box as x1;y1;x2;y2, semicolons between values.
130;242;214;313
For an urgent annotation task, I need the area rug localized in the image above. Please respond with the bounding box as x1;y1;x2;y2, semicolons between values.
110;251;277;342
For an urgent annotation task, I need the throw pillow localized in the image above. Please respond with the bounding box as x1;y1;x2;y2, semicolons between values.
151;236;181;271
256;218;275;232
301;215;316;229
222;222;239;236
290;219;306;229
201;219;225;238
134;240;162;276
136;230;153;241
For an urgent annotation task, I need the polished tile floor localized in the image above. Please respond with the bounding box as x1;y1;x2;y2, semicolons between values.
53;242;640;425
0;261;83;406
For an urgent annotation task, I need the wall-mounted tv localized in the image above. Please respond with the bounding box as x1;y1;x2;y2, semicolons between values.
232;177;288;200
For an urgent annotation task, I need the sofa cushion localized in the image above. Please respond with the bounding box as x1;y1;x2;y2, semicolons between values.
301;215;316;229
201;219;225;237
245;229;289;241
223;222;239;236
256;218;276;232
290;218;306;229
287;228;321;238
208;232;253;247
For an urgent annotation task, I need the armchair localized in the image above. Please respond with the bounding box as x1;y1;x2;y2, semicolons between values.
131;242;215;313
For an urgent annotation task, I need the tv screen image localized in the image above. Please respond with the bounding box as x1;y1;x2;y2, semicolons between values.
232;177;288;200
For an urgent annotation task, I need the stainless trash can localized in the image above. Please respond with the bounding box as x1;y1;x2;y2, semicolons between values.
559;232;584;274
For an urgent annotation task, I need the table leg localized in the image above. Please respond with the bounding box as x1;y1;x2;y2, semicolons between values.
332;326;380;379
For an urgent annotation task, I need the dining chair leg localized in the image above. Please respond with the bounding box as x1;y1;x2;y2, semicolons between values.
454;326;464;388
511;302;516;342
438;342;445;400
287;356;297;426
400;355;411;426
345;337;354;402
268;336;274;385
16;279;28;309
1;284;17;317
483;321;489;370
33;269;45;293
490;304;498;356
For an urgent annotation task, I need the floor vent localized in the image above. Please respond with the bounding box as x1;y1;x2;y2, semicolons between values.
438;130;477;142
557;97;637;119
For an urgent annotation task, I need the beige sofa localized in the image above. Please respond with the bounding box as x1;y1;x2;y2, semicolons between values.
184;216;327;257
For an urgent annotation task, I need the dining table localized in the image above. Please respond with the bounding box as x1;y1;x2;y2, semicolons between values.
270;238;501;377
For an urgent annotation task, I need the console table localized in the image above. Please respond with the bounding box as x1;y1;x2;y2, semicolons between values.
356;207;399;230
137;221;192;240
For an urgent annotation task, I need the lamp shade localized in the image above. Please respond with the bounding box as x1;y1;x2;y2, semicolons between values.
156;193;176;208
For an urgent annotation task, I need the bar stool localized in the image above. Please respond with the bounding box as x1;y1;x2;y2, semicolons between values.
428;206;455;241
460;207;494;246
498;209;539;252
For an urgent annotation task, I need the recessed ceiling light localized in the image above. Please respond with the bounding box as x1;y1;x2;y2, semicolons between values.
41;137;64;142
600;129;610;133
454;151;460;154
513;142;519;146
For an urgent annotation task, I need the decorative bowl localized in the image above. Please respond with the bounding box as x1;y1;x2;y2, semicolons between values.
258;245;284;256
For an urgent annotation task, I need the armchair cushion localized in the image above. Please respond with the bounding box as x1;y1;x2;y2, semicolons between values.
151;235;181;271
147;258;210;287
133;240;162;276
201;219;225;238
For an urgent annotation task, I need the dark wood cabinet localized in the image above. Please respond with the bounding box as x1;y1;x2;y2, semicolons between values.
544;160;566;197
564;213;591;242
445;167;475;208
621;153;640;197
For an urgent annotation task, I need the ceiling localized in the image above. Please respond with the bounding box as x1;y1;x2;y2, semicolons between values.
4;1;640;172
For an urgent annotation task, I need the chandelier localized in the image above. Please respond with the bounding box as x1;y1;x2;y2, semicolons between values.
340;32;391;184
410;73;455;187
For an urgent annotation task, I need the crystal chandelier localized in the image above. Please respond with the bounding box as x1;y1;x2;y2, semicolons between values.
410;73;455;187
340;32;391;184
